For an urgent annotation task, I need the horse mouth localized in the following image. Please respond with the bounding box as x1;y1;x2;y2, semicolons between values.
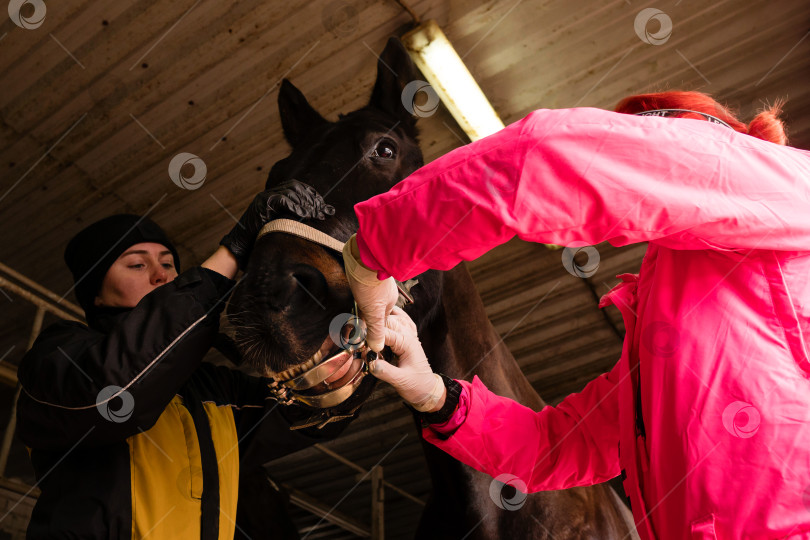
264;334;357;384
323;350;355;384
265;329;377;411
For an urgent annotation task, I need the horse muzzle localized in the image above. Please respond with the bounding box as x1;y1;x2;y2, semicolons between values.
266;338;376;410
253;218;416;429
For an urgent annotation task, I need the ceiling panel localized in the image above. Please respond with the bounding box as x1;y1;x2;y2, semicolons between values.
1;0;808;537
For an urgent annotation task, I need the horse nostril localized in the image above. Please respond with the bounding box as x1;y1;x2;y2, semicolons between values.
250;262;329;310
290;265;328;306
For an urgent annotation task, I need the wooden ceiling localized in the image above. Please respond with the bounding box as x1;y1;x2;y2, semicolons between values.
1;0;808;537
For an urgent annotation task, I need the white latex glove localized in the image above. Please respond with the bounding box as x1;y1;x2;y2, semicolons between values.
342;234;398;352
371;306;446;412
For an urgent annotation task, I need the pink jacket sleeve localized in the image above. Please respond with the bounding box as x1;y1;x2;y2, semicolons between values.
423;365;622;491
354;107;810;281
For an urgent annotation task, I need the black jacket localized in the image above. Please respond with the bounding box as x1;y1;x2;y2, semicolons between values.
16;266;349;539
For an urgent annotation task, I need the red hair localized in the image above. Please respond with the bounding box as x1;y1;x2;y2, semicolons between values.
614;91;788;145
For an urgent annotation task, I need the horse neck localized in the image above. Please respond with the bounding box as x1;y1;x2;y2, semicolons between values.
423;264;546;411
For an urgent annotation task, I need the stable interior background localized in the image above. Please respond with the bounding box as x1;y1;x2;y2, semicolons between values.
1;0;809;538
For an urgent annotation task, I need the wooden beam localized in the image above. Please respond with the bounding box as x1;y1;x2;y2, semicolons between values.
313;443;425;506
370;466;384;540
282;483;370;538
0;263;84;320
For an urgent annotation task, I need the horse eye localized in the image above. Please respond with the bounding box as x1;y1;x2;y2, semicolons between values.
371;140;396;160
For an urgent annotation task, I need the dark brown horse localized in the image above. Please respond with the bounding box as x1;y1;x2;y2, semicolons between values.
228;38;637;539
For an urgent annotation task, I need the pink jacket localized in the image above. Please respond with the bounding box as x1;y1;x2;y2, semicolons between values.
353;107;810;539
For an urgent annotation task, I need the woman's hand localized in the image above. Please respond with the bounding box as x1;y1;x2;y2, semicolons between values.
370;306;446;412
202;245;239;280
342;235;398;352
220;180;334;270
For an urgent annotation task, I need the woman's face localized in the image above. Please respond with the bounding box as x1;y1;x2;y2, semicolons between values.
94;242;178;309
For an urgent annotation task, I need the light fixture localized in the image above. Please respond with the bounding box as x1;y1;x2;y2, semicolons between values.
402;19;505;142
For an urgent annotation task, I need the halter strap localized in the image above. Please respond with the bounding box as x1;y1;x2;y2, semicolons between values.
256;219;345;253
256;218;416;305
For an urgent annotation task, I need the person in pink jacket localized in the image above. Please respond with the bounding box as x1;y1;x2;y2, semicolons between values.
340;91;810;539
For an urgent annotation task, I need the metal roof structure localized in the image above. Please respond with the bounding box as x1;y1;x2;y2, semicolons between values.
0;0;808;537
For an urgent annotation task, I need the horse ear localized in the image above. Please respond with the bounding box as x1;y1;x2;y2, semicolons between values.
369;37;423;127
278;79;328;147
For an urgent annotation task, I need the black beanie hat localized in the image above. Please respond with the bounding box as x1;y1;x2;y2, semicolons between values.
64;214;181;316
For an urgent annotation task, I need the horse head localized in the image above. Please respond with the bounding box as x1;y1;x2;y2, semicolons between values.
227;38;442;424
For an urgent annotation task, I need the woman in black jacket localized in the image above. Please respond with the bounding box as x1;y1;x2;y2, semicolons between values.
16;181;347;539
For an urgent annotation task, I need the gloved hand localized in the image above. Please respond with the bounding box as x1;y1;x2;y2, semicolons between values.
220;180;334;270
342;234;398;352
370;306;445;412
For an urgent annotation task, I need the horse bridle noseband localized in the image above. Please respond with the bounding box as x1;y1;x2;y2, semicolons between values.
254;219;415;428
